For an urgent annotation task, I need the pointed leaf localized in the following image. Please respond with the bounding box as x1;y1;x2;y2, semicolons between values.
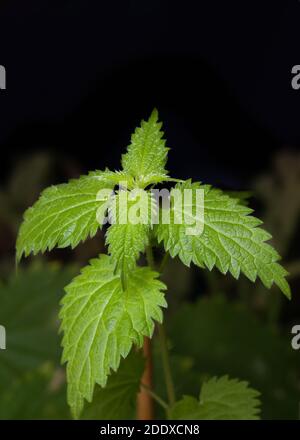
106;190;157;278
16;171;116;260
171;376;261;420
155;181;291;298
59;254;166;418
121;109;169;178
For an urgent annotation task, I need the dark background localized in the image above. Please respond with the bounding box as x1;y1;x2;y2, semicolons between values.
0;0;299;187
0;0;300;421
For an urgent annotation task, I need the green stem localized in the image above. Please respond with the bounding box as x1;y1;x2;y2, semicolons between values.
159;252;169;273
146;245;155;269
157;323;176;408
141;383;169;411
145;246;176;416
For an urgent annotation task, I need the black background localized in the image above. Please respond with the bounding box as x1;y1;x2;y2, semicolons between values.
0;0;299;187
0;1;300;424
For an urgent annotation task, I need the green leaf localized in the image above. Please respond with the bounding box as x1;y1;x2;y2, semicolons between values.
106;223;149;281
223;190;253;206
155;180;291;298
171;376;261;420
82;351;144;420
121;109;169;179
135;173;183;189
59;254;166;418
88;169;135;189
16;171;116;261
105;190;157;280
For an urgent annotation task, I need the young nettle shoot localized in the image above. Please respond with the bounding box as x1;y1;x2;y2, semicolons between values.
16;109;290;420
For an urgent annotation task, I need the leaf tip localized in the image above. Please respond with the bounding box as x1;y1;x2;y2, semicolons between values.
150;107;159;121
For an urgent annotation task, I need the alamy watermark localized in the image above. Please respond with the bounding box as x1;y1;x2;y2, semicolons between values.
0;325;6;350
291;325;300;350
291;65;300;90
95;183;205;236
0;65;6;90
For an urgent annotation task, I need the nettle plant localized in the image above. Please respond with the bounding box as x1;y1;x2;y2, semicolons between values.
16;110;290;420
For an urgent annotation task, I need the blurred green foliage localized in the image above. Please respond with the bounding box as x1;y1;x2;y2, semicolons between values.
0;263;75;419
82;351;144;420
0;150;299;419
164;296;300;419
